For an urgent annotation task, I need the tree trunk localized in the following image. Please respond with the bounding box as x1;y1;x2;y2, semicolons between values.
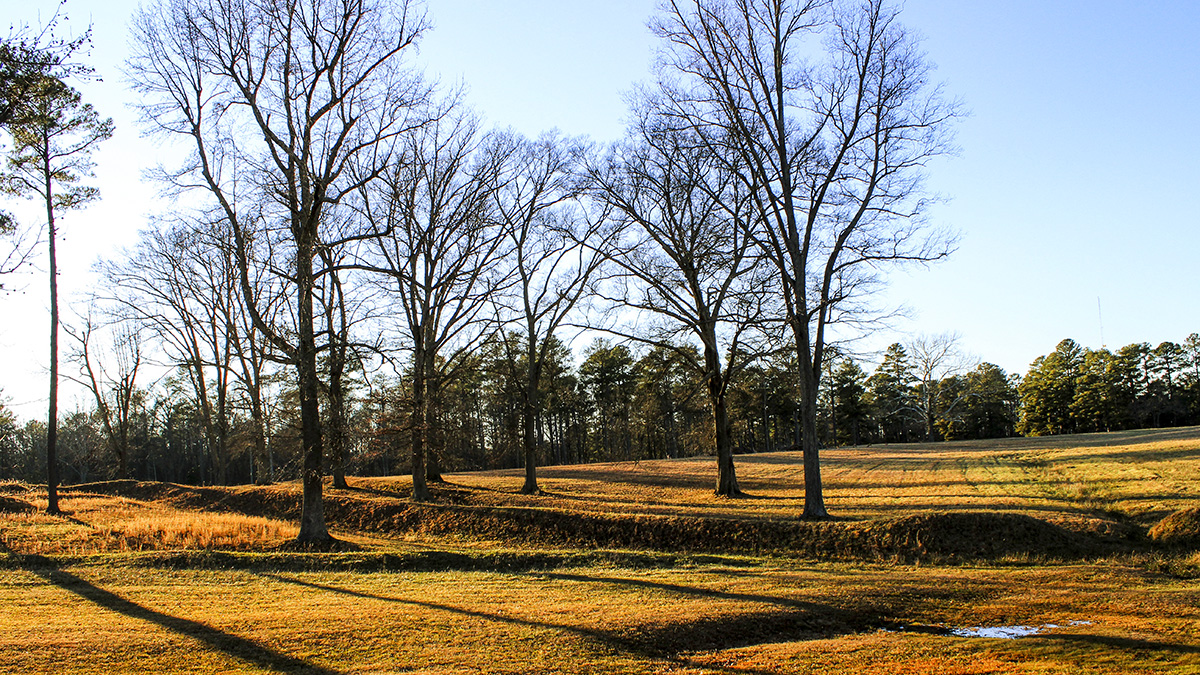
521;397;539;494
410;348;430;502
425;389;444;484
798;366;828;519
45;186;60;515
705;343;740;497
521;338;542;494
329;382;348;490
329;348;348;489
251;396;271;485
294;239;329;543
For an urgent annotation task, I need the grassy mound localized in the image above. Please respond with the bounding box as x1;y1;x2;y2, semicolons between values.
54;480;1116;561
0;495;35;514
838;511;1099;560
1148;507;1200;548
0;482;32;495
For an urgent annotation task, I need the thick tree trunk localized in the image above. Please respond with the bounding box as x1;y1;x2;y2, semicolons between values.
520;398;539;494
704;343;740;497
712;390;740;497
521;341;542;494
798;366;828;519
425;443;444;483
295;241;329;544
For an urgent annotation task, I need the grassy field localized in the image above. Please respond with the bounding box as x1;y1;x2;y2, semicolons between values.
2;427;1199;673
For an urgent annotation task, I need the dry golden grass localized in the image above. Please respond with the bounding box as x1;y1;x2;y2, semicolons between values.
0;493;299;554
376;426;1200;525
2;428;1199;673
0;560;1196;674
1149;507;1200;548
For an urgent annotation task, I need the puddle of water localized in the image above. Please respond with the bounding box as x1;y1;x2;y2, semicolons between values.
951;625;1042;639
950;620;1093;639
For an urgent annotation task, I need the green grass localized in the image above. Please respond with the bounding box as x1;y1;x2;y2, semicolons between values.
2;427;1199;673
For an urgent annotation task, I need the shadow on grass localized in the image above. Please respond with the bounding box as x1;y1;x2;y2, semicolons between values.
2;543;342;674
1037;633;1200;655
537;571;832;613
259;571;875;672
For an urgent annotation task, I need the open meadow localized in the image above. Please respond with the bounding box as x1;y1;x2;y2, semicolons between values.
2;428;1199;674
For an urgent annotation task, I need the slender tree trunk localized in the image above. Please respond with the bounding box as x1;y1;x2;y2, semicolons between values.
521;340;542;494
253;414;270;484
215;360;230;485
117;427;130;480
251;394;271;485
329;378;348;489
329;344;348;489
410;347;430;502
45;174;60;515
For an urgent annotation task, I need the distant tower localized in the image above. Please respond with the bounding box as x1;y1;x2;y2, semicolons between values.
1097;297;1105;349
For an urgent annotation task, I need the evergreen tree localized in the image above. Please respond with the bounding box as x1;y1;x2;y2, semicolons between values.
579;340;636;462
1;74;111;512
829;359;870;446
867;344;920;442
1018;339;1085;436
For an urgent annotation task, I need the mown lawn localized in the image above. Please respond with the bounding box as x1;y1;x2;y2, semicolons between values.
1;559;1197;674
1;427;1199;673
430;426;1200;524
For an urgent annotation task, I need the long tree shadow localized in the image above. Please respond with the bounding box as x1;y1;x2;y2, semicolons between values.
259;571;878;671
536;571;835;613
7;547;342;674
1036;632;1200;655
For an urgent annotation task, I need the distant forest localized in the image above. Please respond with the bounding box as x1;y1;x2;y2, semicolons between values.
2;333;1197;487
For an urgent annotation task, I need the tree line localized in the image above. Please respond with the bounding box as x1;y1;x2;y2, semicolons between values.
4;331;1198;492
5;0;973;540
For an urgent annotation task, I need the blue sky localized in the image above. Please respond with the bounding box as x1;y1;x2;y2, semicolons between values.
2;0;1198;418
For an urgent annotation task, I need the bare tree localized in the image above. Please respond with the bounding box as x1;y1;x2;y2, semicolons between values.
100;219;279;485
359;110;507;502
652;0;959;517
1;74;111;514
907;331;972;441
129;0;431;542
583;109;768;497
487;130;605;495
0;210;36;292
315;237;380;490
66;315;145;479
